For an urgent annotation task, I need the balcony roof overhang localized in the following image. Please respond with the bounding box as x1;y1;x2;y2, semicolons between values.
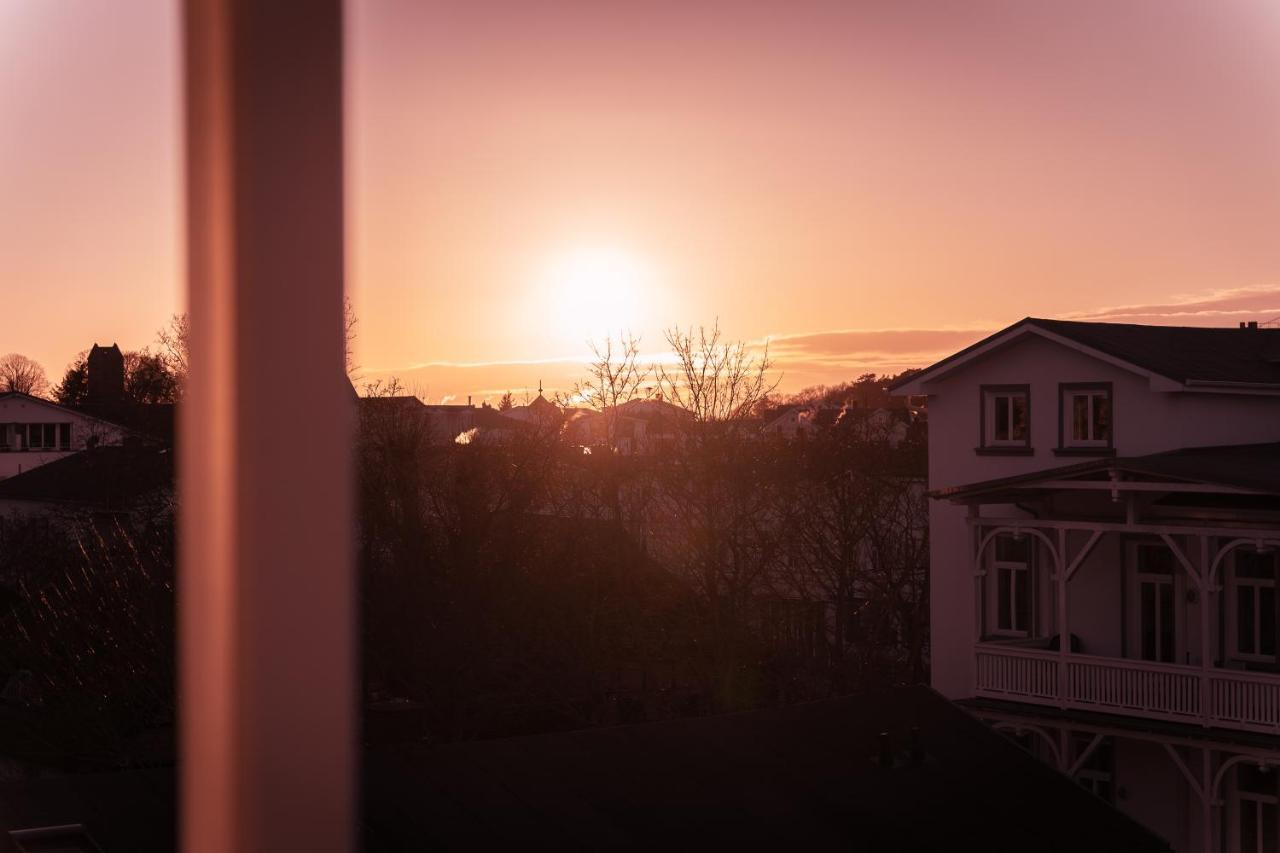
933;442;1280;505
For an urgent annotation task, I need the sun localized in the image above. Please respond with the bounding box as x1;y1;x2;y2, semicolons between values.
544;245;649;339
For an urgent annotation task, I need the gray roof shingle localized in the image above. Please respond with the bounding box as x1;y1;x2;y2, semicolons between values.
891;318;1280;390
1029;318;1280;386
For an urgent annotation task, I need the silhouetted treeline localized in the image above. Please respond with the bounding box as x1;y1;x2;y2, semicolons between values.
0;326;927;762
356;377;928;742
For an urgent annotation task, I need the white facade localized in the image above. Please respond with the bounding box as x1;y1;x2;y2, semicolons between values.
898;320;1280;853
0;393;129;481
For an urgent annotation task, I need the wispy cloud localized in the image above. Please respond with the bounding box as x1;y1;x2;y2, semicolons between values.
1061;284;1280;325
360;285;1280;401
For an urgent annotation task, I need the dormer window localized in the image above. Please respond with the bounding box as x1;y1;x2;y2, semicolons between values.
1059;383;1112;452
979;385;1030;453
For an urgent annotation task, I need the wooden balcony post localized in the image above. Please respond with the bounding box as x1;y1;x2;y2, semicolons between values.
1057;528;1068;708
180;2;354;852
1202;748;1215;853
1200;535;1212;727
971;509;983;643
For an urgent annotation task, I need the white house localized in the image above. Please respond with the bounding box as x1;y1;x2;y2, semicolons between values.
894;317;1280;853
0;392;131;481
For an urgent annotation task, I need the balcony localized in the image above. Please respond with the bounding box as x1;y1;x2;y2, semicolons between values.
975;643;1280;734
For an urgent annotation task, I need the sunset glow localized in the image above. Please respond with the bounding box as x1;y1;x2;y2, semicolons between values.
4;3;1280;848
1;0;1278;403
543;245;649;341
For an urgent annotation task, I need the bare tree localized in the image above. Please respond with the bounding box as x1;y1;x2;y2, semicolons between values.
0;353;50;397
156;313;189;397
344;295;359;381
568;333;651;451
656;322;778;425
160;298;357;392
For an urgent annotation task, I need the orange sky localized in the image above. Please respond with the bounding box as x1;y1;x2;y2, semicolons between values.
3;1;1279;402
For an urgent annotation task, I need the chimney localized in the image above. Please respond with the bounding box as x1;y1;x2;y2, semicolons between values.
87;343;126;408
878;731;894;768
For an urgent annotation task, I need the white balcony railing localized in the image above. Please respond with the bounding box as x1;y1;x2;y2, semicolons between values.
974;643;1280;734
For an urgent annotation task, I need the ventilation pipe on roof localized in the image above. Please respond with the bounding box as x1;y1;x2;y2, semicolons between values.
878;731;893;768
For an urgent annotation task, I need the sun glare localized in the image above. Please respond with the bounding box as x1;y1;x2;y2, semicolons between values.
544;245;648;339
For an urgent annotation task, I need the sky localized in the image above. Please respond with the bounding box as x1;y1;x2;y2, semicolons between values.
2;1;1279;403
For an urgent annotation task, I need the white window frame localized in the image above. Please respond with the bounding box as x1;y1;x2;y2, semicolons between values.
982;386;1030;449
1126;541;1184;664
1060;384;1112;449
1231;765;1280;853
26;423;46;450
991;534;1034;637
1228;547;1278;666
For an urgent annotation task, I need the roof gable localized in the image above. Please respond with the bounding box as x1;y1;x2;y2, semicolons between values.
891;318;1280;394
0;391;138;432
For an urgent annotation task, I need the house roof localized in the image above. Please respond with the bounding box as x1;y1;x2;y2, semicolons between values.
0;391;141;431
363;685;1168;852
357;394;425;411
0;688;1167;852
0;391;173;445
890;318;1280;393
614;397;691;421
0;444;173;508
932;441;1280;502
471;406;527;430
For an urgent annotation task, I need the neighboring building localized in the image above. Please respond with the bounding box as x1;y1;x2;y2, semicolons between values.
420;402;477;445
763;405;814;439
0;393;132;481
562;408;647;453
763;402;915;447
357;395;531;447
0;342;174;482
558;397;692;455
894;317;1280;853
500;391;564;431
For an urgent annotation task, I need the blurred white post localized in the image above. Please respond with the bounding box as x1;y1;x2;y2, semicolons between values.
180;2;354;852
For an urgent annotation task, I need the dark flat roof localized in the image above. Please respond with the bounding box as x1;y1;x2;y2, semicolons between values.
934;442;1280;502
1030;318;1280;386
363;686;1168;852
0;688;1167;852
890;318;1280;391
0;445;172;508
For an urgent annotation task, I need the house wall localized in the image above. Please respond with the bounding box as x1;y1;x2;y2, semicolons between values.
1115;738;1199;853
1065;535;1125;658
924;332;1280;699
0;396;127;480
